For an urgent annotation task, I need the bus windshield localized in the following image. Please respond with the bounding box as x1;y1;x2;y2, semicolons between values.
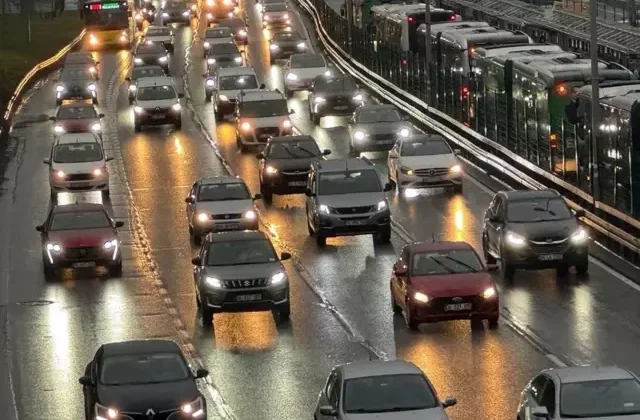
83;1;129;30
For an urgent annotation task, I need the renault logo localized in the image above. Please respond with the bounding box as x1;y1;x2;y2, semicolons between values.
145;408;156;419
452;297;463;303
224;214;230;219
243;280;251;286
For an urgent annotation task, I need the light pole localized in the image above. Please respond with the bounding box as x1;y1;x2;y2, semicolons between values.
589;0;600;203
346;0;353;55
424;1;431;105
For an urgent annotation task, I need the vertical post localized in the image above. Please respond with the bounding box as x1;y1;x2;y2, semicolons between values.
589;2;600;202
627;0;637;26
346;0;353;55
424;1;431;106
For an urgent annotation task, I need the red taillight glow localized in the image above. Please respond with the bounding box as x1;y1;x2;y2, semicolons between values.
89;4;101;10
450;14;456;20
401;58;408;66
556;84;568;95
460;85;470;99
408;17;413;22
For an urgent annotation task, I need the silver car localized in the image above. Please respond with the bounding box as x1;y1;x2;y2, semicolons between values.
348;104;411;156
283;53;331;96
185;176;261;245
191;230;292;325
517;366;640;420
314;360;456;420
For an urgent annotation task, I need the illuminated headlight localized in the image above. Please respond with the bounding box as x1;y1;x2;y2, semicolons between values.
93;167;104;176
206;79;215;87
319;204;331;214
353;131;365;141
263;15;270;20
91;123;102;132
134;106;144;114
482;287;496;299
162;12;169;17
399;128;410;137
159;56;168;63
103;239;118;249
120;35;127;41
182;10;190;16
297;42;306;49
135;58;143;64
95;403;119;420
190;4;197;11
265;165;278;174
129;84;137;92
234;56;242;63
570;227;588;244
218;94;229;101
400;166;414;175
54;125;64;134
56;85;65;92
197;213;209;222
449;164;462;174
283;13;289;19
238;29;247;37
46;243;63;252
241;122;252;131
282;120;292;129
353;93;363;101
505;231;526;247
172;103;181;111
205;277;222;288
204;41;211;48
88;83;97;91
314;96;326;104
207;58;215;64
89;66;97;73
55;170;66;179
324;70;331;77
244;210;256;219
286;72;298;81
377;200;387;211
207;12;213;19
90;36;99;45
414;292;429;303
181;396;205;418
270;272;286;285
270;43;279;50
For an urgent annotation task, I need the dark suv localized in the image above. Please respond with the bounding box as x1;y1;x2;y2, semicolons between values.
482;189;588;281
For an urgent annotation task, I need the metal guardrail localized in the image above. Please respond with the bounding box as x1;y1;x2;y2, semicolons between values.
294;0;640;260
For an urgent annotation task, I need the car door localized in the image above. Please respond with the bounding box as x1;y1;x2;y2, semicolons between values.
305;171;317;224
391;246;409;304
485;195;503;254
186;181;199;221
315;371;338;419
518;374;549;419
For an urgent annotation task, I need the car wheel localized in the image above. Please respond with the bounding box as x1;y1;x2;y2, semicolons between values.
174;120;182;130
102;189;110;199
312;112;320;125
134;122;142;133
453;183;463;194
261;187;273;204
375;226;391;244
501;257;515;283
488;315;499;329
201;306;214;326
404;300;418;330
387;170;396;187
128;97;134;105
575;257;588;275
483;233;496;264
390;289;401;314
315;232;326;246
239;141;248;153
108;261;123;278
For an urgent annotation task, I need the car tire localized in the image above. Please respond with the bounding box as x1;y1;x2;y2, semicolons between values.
108;261;123;278
92;97;98;105
375;226;391;244
315;232;326;246
483;234;496;264
575;257;588;275
312;112;321;125
278;300;291;319
404;300;418;330
201;306;214;326
501;257;515;283
102;189;110;199
453;183;463;194
387;171;396;187
488;315;499;329
50;188;58;201
128;97;134;105
391;289;401;314
261;187;273;204
285;87;293;98
239;140;248;153
134;122;142;133
56;98;62;106
174;120;182;130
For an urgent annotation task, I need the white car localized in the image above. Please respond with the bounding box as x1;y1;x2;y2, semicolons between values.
283;53;331;97
143;25;174;52
387;134;463;194
133;76;184;132
235;89;294;152
211;66;263;120
202;27;234;57
44;132;112;199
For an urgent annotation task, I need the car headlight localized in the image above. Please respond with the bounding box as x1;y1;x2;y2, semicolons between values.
88;83;97;91
89;36;99;45
241;122;252;131
89;66;97;73
191;4;197;11
400;166;414;176
270;43;279;50
353;93;363;101
353;131;366;141
244;210;256;220
204;41;210;47
265;165;278;174
135;58;143;64
181;396;205;418
283;12;289;19
570;227;588;244
93;168;104;176
54;125;64;134
238;29;247;36
314;96;326;104
103;239;118;249
399;128;410;137
134;106;144;114
505;231;526;247
46;243;63;252
95;403;119;419
218;94;229;101
319;204;331;214
324;70;331;77
207;58;215;64
196;213;209;222
159;56;168;63
128;84;137;92
136;13;143;20
482;287;496;299
286;72;298;81
205;277;222;288
377;200;387;211
172;103;181;111
271;272;286;285
297;42;306;49
414;292;429;303
234;56;242;63
450;164;462;174
182;10;190;16
282;120;292;129
91;123;102;132
162;12;169;17
263;15;270;20
56;85;65;92
55;170;66;179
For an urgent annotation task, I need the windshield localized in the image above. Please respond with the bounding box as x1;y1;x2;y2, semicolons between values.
197;183;250;201
50;211;110;230
344;374;438;413
64;54;92;65
53;142;103;163
132;67;165;79
219;19;243;29
84;9;128;29
210;43;240;54
239;99;288;117
100;353;189;385
506;197;573;222
137;85;176;101
561;379;640;417
164;1;187;10
206;28;232;38
411;250;483;275
57;106;97;119
147;27;170;36
274;33;303;42
315;77;357;93
219;75;258;90
267;140;321;158
318;170;381;195
401;139;451;156
358;108;402;123
61;69;92;81
206;239;278;266
265;3;286;11
291;55;325;68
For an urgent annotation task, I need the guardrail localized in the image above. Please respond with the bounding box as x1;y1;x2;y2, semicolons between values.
294;0;640;264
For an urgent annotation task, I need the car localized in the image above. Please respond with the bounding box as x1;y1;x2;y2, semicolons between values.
205;41;243;71
202;26;234;57
217;18;248;45
314;360;457;420
387;134;463;193
257;135;331;203
133;41;170;74
79;340;209;420
269;32;308;64
50;103;104;136
482;189;589;281
36;203;124;280
44;132;111;198
390;240;499;330
258;0;285;12
63;52;99;75
282;53;330;95
56;65;99;106
209;67;263;118
308;74;363;124
347;104;411;156
125;65;166;104
305;158;392;246
133;76;184;132
185;176;262;245
160;0;191;24
517;366;640;420
235;89;294;152
143;25;174;52
261;2;291;29
191;230;292;324
204;1;235;23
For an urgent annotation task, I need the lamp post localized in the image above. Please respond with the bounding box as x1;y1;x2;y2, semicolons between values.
424;1;431;105
589;0;600;202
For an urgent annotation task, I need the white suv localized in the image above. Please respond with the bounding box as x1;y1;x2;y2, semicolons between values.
133;76;183;132
212;67;263;121
44;132;112;199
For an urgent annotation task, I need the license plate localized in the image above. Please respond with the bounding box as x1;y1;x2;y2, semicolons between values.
151;114;165;120
345;220;366;226
215;222;240;230
422;176;443;182
445;303;472;311
73;262;96;268
334;105;348;110
376;140;394;145
236;294;261;302
259;133;271;139
288;181;306;186
74;182;91;188
539;254;564;261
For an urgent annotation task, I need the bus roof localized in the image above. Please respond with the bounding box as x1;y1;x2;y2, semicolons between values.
513;59;633;86
371;3;456;22
575;82;640;111
439;30;532;49
474;44;565;58
420;21;491;34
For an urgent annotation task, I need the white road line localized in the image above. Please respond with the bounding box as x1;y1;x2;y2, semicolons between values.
589;255;640;293
546;354;568;368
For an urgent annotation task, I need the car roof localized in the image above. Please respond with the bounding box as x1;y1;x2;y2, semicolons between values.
136;76;174;88
358;104;397;112
268;135;315;143
64;52;93;62
407;240;475;253
56;132;100;144
206;230;268;242
136;43;166;52
338;360;423;380
502;189;561;201
101;339;182;357
198;176;247;185
240;89;284;101
216;67;257;77
313;158;373;172
52;202;106;213
546;366;636;384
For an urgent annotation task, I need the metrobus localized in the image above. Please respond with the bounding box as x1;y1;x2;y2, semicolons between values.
82;0;133;50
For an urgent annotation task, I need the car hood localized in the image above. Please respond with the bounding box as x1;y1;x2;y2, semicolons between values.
266;157;318;171
136;98;178;108
316;90;358;99
288;67;330;80
57;117;100;132
242;115;290;128
147;35;171;42
218;87;260;99
205;37;233;44
353;121;407;135
195;199;253;214
48;228;116;248
411;272;493;297
506;219;579;239
51;160;105;173
61;79;94;87
203;262;284;280
97;380;198;412
399;154;457;169
344;407;449;420
318;192;386;208
264;11;288;18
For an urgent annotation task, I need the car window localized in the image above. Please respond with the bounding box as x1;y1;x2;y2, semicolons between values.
206;239;278;266
357;108;402;124
506;197;572;222
53;142;103;163
239;99;288;118
401;139;451;156
219;75;258;90
317;170;381;195
50;211;110;230
411;250;483;275
61;68;92;81
266;140;321;158
206;28;233;38
197;183;251;201
561;379;640;417
132;67;165;79
315;77;357;93
136;85;176;101
100;353;190;385
343;374;438;413
57;106;97;119
291;55;325;68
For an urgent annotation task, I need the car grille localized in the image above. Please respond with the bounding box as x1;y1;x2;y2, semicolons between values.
68;85;84;94
148;107;171;114
65;247;100;259
281;168;310;176
529;235;568;244
211;213;242;220
428;295;481;311
120;410;180;420
255;127;280;141
334;205;375;215
224;278;269;288
413;167;450;177
67;173;94;181
327;96;350;105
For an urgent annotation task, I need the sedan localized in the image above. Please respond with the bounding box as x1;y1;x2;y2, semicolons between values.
347;104;410;156
202;26;234;57
143;25;174;52
192;230;292;325
390;240;499;330
50;103;104;136
283;53;330;96
205;41;243;70
314;360;456;419
217;18;248;45
308;74;363;124
269;31;307;64
161;0;191;25
56;65;99;105
133;41;170;74
36;203;124;281
79;339;209;420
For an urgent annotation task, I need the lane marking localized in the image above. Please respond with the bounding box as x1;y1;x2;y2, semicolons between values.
546;354;568;368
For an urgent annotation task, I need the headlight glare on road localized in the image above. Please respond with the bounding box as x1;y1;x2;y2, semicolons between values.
197;213;208;222
103;239;118;249
450;164;462;174
414;292;429;303
353;131;365;141
54;125;64;134
244;210;256;220
505;231;526;247
319;204;330;214
205;277;222;288
46;243;62;252
482;286;496;299
91;123;102;132
377;200;387;211
271;272;286;285
265;166;278;174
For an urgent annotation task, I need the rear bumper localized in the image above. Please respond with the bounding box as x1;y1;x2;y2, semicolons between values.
503;245;588;269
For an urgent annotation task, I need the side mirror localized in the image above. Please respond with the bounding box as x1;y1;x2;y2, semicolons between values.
35;225;44;232
289;109;295;114
178;93;184;98
195;368;209;378
531;406;550;419
43;159;51;165
115;221;125;228
454;148;461;154
192;256;202;265
49;116;56;121
253;193;262;200
79;376;94;386
487;264;499;272
319;406;337;416
105;156;114;162
280;252;292;261
394;265;407;276
256;152;264;159
304;187;313;197
389;150;398;158
259;83;266;89
185;196;195;203
442;397;457;408
489;215;503;224
98;113;105;118
125;77;131;82
575;209;585;218
322;149;331;156
383;182;392;192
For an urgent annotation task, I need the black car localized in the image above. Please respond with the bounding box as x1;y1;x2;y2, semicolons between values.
133;42;170;74
217;18;248;45
257;135;331;203
202;27;234;57
79;340;209;420
63;52;99;74
125;65;166;103
268;31;307;63
205;42;243;70
308;74;363;124
56;65;99;106
161;0;191;24
347;104;411;155
482;189;589;281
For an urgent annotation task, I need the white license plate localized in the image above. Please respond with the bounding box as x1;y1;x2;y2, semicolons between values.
334;105;348;110
236;294;261;302
151;114;165;120
539;254;564;261
445;303;472;311
74;182;91;188
345;220;366;226
288;181;306;186
215;223;240;230
73;262;96;268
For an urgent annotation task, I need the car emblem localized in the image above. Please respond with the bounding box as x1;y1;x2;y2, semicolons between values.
452;297;463;303
243;280;251;286
546;238;553;243
145;408;156;419
426;169;435;176
155;107;160;111
352;208;357;213
80;249;87;256
224;214;230;219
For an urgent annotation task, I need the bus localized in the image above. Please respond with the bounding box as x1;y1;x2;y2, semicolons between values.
82;0;133;50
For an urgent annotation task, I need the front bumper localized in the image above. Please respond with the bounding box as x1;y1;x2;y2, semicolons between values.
397;170;462;189
316;211;391;237
50;174;109;193
312;100;361;117
502;242;588;269
135;109;181;126
261;170;309;194
57;90;96;102
45;246;121;268
201;284;289;312
284;77;315;91
410;295;499;323
192;217;258;234
237;126;293;145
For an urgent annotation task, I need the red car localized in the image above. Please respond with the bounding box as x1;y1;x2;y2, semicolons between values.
35;203;124;281
390;241;499;330
50;103;104;136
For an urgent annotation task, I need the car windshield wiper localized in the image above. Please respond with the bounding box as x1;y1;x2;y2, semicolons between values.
280;145;300;159
432;255;479;273
426;257;454;274
348;406;430;413
292;145;317;157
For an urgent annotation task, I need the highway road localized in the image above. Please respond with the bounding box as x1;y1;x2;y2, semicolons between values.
1;0;640;419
